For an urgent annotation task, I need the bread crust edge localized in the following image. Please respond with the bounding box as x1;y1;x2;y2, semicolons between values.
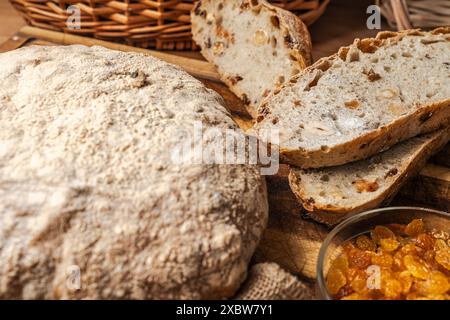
288;127;450;226
281;98;450;168
191;0;313;118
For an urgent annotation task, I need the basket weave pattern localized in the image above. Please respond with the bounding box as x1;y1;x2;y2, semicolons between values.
376;0;450;30
10;0;329;50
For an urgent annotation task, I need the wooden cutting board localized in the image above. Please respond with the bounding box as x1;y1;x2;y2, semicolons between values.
2;18;449;282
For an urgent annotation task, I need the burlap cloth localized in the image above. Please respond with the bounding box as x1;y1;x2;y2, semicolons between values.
234;263;314;300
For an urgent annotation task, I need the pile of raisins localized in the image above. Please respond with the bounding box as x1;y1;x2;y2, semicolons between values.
326;219;450;300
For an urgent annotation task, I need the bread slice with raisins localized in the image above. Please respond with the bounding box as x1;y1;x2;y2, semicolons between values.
191;0;312;117
289;127;450;226
251;27;450;168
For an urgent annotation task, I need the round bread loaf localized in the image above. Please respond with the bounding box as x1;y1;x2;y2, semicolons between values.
0;45;268;299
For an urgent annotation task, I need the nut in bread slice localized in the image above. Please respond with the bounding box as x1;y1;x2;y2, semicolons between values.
252;27;450;168
191;0;312;117
289;127;450;226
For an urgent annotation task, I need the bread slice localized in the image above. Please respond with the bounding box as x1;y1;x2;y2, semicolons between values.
191;0;312;117
251;27;450;168
289;127;450;226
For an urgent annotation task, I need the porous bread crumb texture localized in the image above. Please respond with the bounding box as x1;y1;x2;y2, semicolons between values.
289;127;450;226
0;45;269;299
253;28;450;168
191;0;312;117
234;263;313;300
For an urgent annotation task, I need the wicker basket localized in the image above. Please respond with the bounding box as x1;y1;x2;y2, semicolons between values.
10;0;330;50
376;0;450;30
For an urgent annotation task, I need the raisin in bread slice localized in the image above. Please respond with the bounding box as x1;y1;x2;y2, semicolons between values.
289;127;450;226
251;27;450;168
191;0;312;118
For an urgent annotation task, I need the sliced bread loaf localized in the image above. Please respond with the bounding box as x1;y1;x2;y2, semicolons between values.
252;27;450;168
191;0;312;117
289;127;450;226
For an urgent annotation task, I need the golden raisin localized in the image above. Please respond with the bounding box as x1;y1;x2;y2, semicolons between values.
404;255;430;280
380;238;399;252
355;235;377;252
421;294;447;300
330;254;349;274
406;293;419;300
435;249;450;271
346;267;360;282
423;250;438;269
372;252;394;268
342;242;356;254
398;271;413;294
371;225;395;244
412;295;446;300
381;277;403;299
400;243;423;256
328;219;450;300
348;248;372;269
393;251;406;271
350;270;368;293
417;271;450;295
327;268;347;295
334;285;354;300
405;219;425;237
341;293;370;300
435;239;448;251
415;233;434;250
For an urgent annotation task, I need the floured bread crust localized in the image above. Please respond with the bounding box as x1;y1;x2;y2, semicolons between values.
0;45;268;299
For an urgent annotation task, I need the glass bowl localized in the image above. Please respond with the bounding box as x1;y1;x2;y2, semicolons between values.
316;206;450;300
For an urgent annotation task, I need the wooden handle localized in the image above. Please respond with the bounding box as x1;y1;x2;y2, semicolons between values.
0;33;30;53
18;26;221;82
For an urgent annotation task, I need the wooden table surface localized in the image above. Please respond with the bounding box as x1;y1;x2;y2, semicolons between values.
0;1;25;44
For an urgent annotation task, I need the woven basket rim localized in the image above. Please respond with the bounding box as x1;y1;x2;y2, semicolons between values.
376;0;450;30
9;0;330;50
